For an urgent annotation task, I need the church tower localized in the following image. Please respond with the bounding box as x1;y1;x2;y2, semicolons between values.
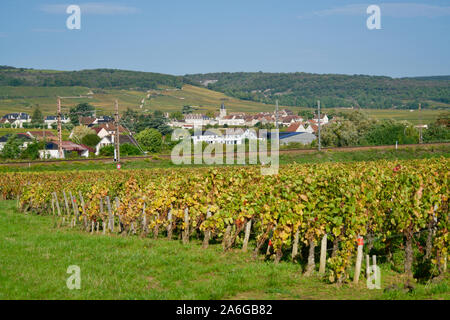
220;103;227;118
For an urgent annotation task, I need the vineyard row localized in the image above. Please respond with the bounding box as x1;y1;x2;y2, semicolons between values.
0;158;448;283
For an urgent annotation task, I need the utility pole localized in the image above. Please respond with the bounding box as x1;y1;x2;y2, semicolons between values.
419;103;423;144
57;97;63;159
275;99;279;129
42;123;46;161
317;100;321;151
114;99;120;163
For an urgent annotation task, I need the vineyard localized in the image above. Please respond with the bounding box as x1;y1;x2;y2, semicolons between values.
0;158;448;285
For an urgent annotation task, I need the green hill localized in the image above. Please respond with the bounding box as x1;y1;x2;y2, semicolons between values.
0;84;274;116
0;67;448;123
185;72;450;109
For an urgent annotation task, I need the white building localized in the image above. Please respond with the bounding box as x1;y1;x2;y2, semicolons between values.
217;115;246;126
44;115;70;129
216;104;246;126
1;113;31;128
39;149;62;159
286;122;307;133
192;129;261;145
95;134;140;155
93;127;110;139
312;114;329;125
39;141;90;159
184;114;215;127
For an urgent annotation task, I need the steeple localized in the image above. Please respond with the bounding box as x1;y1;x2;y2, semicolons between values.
220;103;227;118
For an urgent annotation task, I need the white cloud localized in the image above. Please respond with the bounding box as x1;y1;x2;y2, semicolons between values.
0;32;7;38
299;3;450;19
41;2;138;15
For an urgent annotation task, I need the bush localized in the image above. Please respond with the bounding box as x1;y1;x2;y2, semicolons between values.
364;121;419;145
423;123;450;143
20;141;43;160
136;128;162;153
1;135;22;159
99;145;114;156
120;143;141;156
81;134;101;148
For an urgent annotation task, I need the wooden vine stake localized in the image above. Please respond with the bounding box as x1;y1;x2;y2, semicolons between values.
142;203;148;237
319;233;328;274
63;191;70;216
50;193;56;227
51;194;55;216
54;193;61;216
70;192;77;227
366;254;370;279
202;208;212;249
105;196;114;233
291;229;299;260
100;198;106;235
79;191;88;231
353;236;364;284
182;207;189;244
115;197;122;233
223;225;232;251
304;236;316;277
242;219;252;252
372;255;377;285
167;209;173;239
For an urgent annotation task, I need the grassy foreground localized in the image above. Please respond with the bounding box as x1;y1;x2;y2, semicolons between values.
0;200;448;300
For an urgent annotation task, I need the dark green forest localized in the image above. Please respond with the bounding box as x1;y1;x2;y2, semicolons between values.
185;72;450;109
0;66;184;90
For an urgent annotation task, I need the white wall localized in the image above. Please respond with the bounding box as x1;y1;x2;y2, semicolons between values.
39;150;62;159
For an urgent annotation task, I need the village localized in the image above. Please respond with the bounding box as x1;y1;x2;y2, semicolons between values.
0;104;330;159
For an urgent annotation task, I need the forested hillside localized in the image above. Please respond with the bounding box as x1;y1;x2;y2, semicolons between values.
185;72;450;109
0;66;185;90
1;67;449;110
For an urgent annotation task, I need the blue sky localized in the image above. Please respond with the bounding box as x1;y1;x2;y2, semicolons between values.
0;0;449;77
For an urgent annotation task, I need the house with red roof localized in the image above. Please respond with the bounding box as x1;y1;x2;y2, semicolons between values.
39;141;90;159
286;122;307;133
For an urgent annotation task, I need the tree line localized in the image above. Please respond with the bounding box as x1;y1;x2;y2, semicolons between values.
0;67;184;90
185;72;450;109
319;111;450;147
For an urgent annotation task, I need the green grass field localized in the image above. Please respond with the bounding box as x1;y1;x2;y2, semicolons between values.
0;85;274;116
0;200;448;300
333;108;448;125
1;144;449;172
0;86;146;116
